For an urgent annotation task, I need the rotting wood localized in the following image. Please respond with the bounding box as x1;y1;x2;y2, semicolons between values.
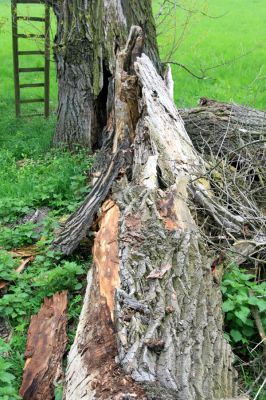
62;28;241;400
19;291;68;400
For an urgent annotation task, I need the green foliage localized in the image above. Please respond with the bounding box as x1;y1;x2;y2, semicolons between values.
0;340;21;400
0;247;89;392
0;223;39;249
54;384;64;400
0;149;93;223
0;250;19;282
222;263;266;347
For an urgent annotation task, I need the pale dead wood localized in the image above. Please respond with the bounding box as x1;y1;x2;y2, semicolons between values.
52;26;144;256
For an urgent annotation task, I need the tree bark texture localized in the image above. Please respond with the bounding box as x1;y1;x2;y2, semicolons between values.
61;32;239;400
52;0;160;149
19;291;68;400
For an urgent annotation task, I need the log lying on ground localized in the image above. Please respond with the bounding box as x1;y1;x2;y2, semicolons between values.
179;99;266;157
19;291;68;400
180;98;266;226
62;28;240;400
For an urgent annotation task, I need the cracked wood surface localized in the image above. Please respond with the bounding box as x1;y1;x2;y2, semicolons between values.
19;291;68;400
63;42;239;399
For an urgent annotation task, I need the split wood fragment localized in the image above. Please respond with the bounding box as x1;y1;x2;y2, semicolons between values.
19;291;68;400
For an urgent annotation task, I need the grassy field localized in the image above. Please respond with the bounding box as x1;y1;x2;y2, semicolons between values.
154;0;266;108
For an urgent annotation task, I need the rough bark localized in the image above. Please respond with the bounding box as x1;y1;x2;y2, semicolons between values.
179;99;266;157
51;0;160;149
61;31;239;400
19;291;68;400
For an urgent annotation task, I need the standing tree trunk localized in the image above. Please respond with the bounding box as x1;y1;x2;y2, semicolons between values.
51;0;160;150
52;28;242;399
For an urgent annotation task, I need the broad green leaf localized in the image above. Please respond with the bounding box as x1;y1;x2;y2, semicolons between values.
230;329;243;343
222;300;235;312
235;306;250;323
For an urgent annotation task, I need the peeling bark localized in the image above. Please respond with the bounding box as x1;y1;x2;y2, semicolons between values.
61;30;240;399
19;292;68;400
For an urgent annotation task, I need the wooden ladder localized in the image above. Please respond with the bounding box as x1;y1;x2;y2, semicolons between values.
11;0;50;118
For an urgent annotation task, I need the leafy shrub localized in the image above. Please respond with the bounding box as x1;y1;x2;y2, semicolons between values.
0;128;93;395
0;250;19;282
0;223;39;249
0;149;93;223
0;340;21;400
222;263;266;347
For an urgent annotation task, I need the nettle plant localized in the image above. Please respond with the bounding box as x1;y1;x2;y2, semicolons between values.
222;263;266;347
0;250;19;282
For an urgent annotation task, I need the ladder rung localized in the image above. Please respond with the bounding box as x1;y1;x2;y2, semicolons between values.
18;50;45;55
19;67;44;72
20;113;44;118
20;83;44;88
17;16;45;22
17;34;45;39
20;98;45;103
16;0;42;3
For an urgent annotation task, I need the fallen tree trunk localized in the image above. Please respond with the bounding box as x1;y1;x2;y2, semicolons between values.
59;28;241;400
179;98;266;157
19;291;68;400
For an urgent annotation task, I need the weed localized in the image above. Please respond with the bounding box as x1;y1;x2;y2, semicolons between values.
222;263;266;348
0;251;19;282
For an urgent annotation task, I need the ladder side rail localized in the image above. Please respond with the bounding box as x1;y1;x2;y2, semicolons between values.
44;4;50;118
11;0;20;117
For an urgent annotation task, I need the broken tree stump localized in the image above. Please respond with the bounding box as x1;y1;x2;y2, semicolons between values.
19;291;68;400
61;28;239;400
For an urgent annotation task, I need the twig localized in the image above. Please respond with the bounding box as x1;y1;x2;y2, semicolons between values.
245;370;264;395
253;377;266;400
163;61;208;80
